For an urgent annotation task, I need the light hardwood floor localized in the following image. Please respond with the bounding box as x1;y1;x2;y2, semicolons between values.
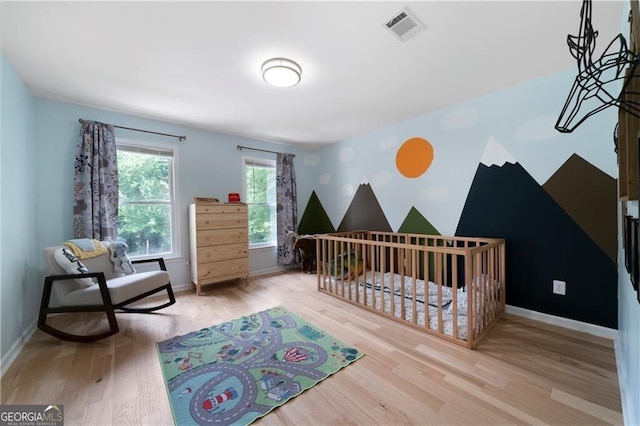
1;270;623;425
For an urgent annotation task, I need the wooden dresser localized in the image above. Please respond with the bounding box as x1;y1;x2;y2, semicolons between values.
188;203;249;295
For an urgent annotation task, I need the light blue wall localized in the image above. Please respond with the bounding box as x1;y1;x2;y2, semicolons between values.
34;98;315;285
1;55;38;361
311;67;617;234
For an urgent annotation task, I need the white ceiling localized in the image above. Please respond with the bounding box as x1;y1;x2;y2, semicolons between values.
0;1;625;148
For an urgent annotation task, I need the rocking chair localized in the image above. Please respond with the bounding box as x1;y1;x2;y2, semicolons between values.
39;243;176;342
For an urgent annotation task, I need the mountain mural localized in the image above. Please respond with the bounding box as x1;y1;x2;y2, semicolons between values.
397;207;440;235
398;206;441;282
543;154;617;263
456;152;617;328
337;183;392;232
297;191;335;235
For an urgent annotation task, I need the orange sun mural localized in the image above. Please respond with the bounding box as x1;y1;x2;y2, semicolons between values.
395;137;434;178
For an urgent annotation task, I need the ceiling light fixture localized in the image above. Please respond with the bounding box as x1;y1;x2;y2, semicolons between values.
261;58;302;88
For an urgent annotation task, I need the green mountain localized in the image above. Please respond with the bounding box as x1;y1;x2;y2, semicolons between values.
397;206;440;281
297;191;335;235
397;207;440;235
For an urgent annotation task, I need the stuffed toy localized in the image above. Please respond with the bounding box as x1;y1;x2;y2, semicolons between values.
329;250;364;280
109;241;136;275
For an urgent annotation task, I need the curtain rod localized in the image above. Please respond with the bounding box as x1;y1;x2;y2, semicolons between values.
78;118;186;141
237;145;295;157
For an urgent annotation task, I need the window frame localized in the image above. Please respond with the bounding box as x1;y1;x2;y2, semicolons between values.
242;155;277;250
116;138;180;260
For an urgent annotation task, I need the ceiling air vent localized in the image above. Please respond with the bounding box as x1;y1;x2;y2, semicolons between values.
384;7;426;43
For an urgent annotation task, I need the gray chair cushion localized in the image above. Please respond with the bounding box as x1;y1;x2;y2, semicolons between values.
61;270;170;306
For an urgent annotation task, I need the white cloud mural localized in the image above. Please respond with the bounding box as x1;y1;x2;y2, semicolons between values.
304;153;321;166
372;172;393;187
339;147;355;163
319;173;332;185
440;107;479;132
379;136;398;151
421;186;448;202
342;184;354;197
514;115;557;142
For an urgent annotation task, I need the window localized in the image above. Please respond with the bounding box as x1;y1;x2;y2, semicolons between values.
116;141;178;259
243;157;277;248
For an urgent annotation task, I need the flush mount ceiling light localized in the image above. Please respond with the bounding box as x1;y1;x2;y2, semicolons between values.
261;58;302;88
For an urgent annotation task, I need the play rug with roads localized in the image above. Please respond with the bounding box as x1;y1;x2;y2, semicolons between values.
157;306;364;426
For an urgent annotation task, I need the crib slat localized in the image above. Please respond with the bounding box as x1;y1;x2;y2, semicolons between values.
452;253;458;340
379;243;384;312
475;251;482;338
387;243;398;315
317;237;322;291
436;251;443;334
466;252;474;348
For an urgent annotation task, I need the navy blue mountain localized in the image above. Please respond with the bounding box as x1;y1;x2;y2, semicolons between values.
456;161;617;329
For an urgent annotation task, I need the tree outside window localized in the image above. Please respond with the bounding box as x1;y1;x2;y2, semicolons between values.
117;142;177;258
244;158;276;247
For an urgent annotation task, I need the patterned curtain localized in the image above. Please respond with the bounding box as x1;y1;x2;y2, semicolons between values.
73;120;119;240
276;153;298;265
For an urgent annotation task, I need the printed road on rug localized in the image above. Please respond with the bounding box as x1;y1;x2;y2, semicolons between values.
157;306;364;426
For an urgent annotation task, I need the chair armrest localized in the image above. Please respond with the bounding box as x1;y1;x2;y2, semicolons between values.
45;272;106;281
132;257;167;271
44;272;113;306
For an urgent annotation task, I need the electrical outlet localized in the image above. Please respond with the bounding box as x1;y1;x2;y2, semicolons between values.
553;280;566;295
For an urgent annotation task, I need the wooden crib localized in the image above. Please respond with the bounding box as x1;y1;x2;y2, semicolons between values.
316;231;506;348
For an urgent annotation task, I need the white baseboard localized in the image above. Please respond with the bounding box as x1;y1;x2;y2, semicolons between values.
250;265;298;277
171;282;192;293
1;319;37;378
505;305;618;340
614;334;638;426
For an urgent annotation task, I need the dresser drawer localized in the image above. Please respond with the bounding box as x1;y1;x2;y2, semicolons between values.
196;213;247;230
197;243;248;262
196;228;248;246
197;258;249;282
196;204;247;215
